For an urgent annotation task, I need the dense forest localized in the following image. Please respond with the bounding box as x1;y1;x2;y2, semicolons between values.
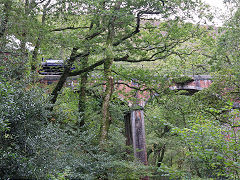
0;0;239;179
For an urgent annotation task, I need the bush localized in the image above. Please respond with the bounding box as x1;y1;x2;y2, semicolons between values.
0;79;50;179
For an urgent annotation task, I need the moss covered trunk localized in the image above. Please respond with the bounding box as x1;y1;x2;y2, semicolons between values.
100;22;114;145
78;56;88;127
100;48;114;144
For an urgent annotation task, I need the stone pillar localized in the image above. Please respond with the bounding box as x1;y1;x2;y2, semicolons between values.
131;109;148;165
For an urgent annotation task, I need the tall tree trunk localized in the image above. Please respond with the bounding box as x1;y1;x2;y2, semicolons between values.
78;56;88;127
31;36;41;72
49;24;101;107
99;1;124;145
20;0;29;54
100;59;114;143
31;0;51;72
157;144;166;167
100;23;114;144
50;48;79;105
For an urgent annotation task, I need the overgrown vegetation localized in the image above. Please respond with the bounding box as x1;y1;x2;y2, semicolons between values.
0;0;239;179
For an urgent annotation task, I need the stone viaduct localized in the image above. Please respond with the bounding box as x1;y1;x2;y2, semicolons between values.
40;75;214;165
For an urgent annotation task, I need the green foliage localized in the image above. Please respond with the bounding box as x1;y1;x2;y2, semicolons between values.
0;81;50;178
2;0;240;179
172;76;194;85
0;80;149;179
0;72;12;132
0;52;29;80
145;88;240;179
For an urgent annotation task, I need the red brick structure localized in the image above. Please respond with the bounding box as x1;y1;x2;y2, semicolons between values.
40;75;214;165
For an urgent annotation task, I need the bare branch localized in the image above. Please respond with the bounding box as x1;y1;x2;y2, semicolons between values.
69;55;129;76
37;0;48;4
171;49;198;56
113;10;162;46
225;55;232;65
114;53;171;63
69;59;105;77
114;34;193;63
50;49;89;105
51;26;91;32
232;125;240;128
115;82;150;92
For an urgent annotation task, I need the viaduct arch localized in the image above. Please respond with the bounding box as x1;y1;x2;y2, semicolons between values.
40;75;213;165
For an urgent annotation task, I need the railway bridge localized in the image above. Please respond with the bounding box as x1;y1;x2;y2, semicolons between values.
40;74;214;165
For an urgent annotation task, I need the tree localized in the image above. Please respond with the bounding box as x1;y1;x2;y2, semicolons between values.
44;0;211;144
144;83;239;179
3;0;229;179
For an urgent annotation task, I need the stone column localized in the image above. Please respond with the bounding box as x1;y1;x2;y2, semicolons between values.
131;109;148;165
